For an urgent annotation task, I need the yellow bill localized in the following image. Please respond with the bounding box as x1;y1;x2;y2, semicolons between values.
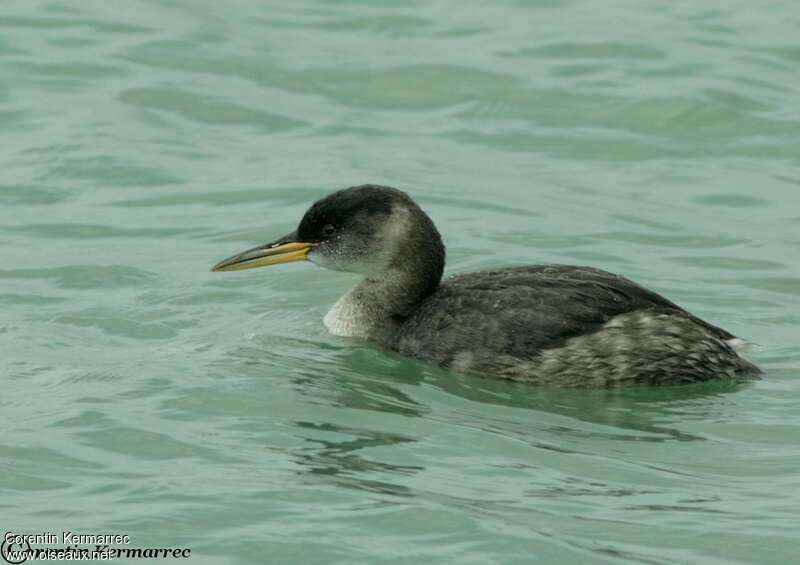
211;240;312;272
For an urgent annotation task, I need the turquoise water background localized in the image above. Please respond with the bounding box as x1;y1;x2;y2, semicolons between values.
2;0;800;563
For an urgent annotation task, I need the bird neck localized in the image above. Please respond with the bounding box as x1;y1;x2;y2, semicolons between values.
324;237;445;340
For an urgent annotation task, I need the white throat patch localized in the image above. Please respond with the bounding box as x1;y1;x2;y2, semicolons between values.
323;289;370;337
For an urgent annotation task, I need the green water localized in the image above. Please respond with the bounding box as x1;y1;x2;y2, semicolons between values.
2;0;800;563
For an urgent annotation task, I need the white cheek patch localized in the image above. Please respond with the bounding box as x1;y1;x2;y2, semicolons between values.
307;247;331;267
308;244;349;272
351;206;411;277
381;206;411;257
308;206;412;277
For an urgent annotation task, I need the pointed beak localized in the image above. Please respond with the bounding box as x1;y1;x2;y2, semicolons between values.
211;231;314;272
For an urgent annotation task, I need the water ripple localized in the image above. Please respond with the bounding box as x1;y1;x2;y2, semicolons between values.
2;1;800;563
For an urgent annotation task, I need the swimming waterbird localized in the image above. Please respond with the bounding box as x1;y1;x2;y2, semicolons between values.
212;185;760;386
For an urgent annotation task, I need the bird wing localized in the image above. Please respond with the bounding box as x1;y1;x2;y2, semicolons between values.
395;265;732;364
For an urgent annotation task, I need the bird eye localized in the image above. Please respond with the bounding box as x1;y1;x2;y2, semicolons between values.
322;224;336;237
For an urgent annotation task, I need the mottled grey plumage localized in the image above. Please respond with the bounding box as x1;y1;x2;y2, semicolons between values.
214;184;761;387
395;266;758;386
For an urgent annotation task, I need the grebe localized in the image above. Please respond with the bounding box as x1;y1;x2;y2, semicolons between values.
212;185;760;387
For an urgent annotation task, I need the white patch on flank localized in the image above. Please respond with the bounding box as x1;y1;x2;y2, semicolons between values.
605;311;656;330
451;350;475;372
726;338;753;355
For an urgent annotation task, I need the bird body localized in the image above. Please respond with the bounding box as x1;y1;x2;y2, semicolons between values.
392;266;756;386
212;185;760;387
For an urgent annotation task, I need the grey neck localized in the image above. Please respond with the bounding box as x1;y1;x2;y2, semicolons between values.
324;237;445;340
359;267;435;319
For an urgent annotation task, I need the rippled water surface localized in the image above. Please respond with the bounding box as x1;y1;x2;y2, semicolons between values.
3;0;800;563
